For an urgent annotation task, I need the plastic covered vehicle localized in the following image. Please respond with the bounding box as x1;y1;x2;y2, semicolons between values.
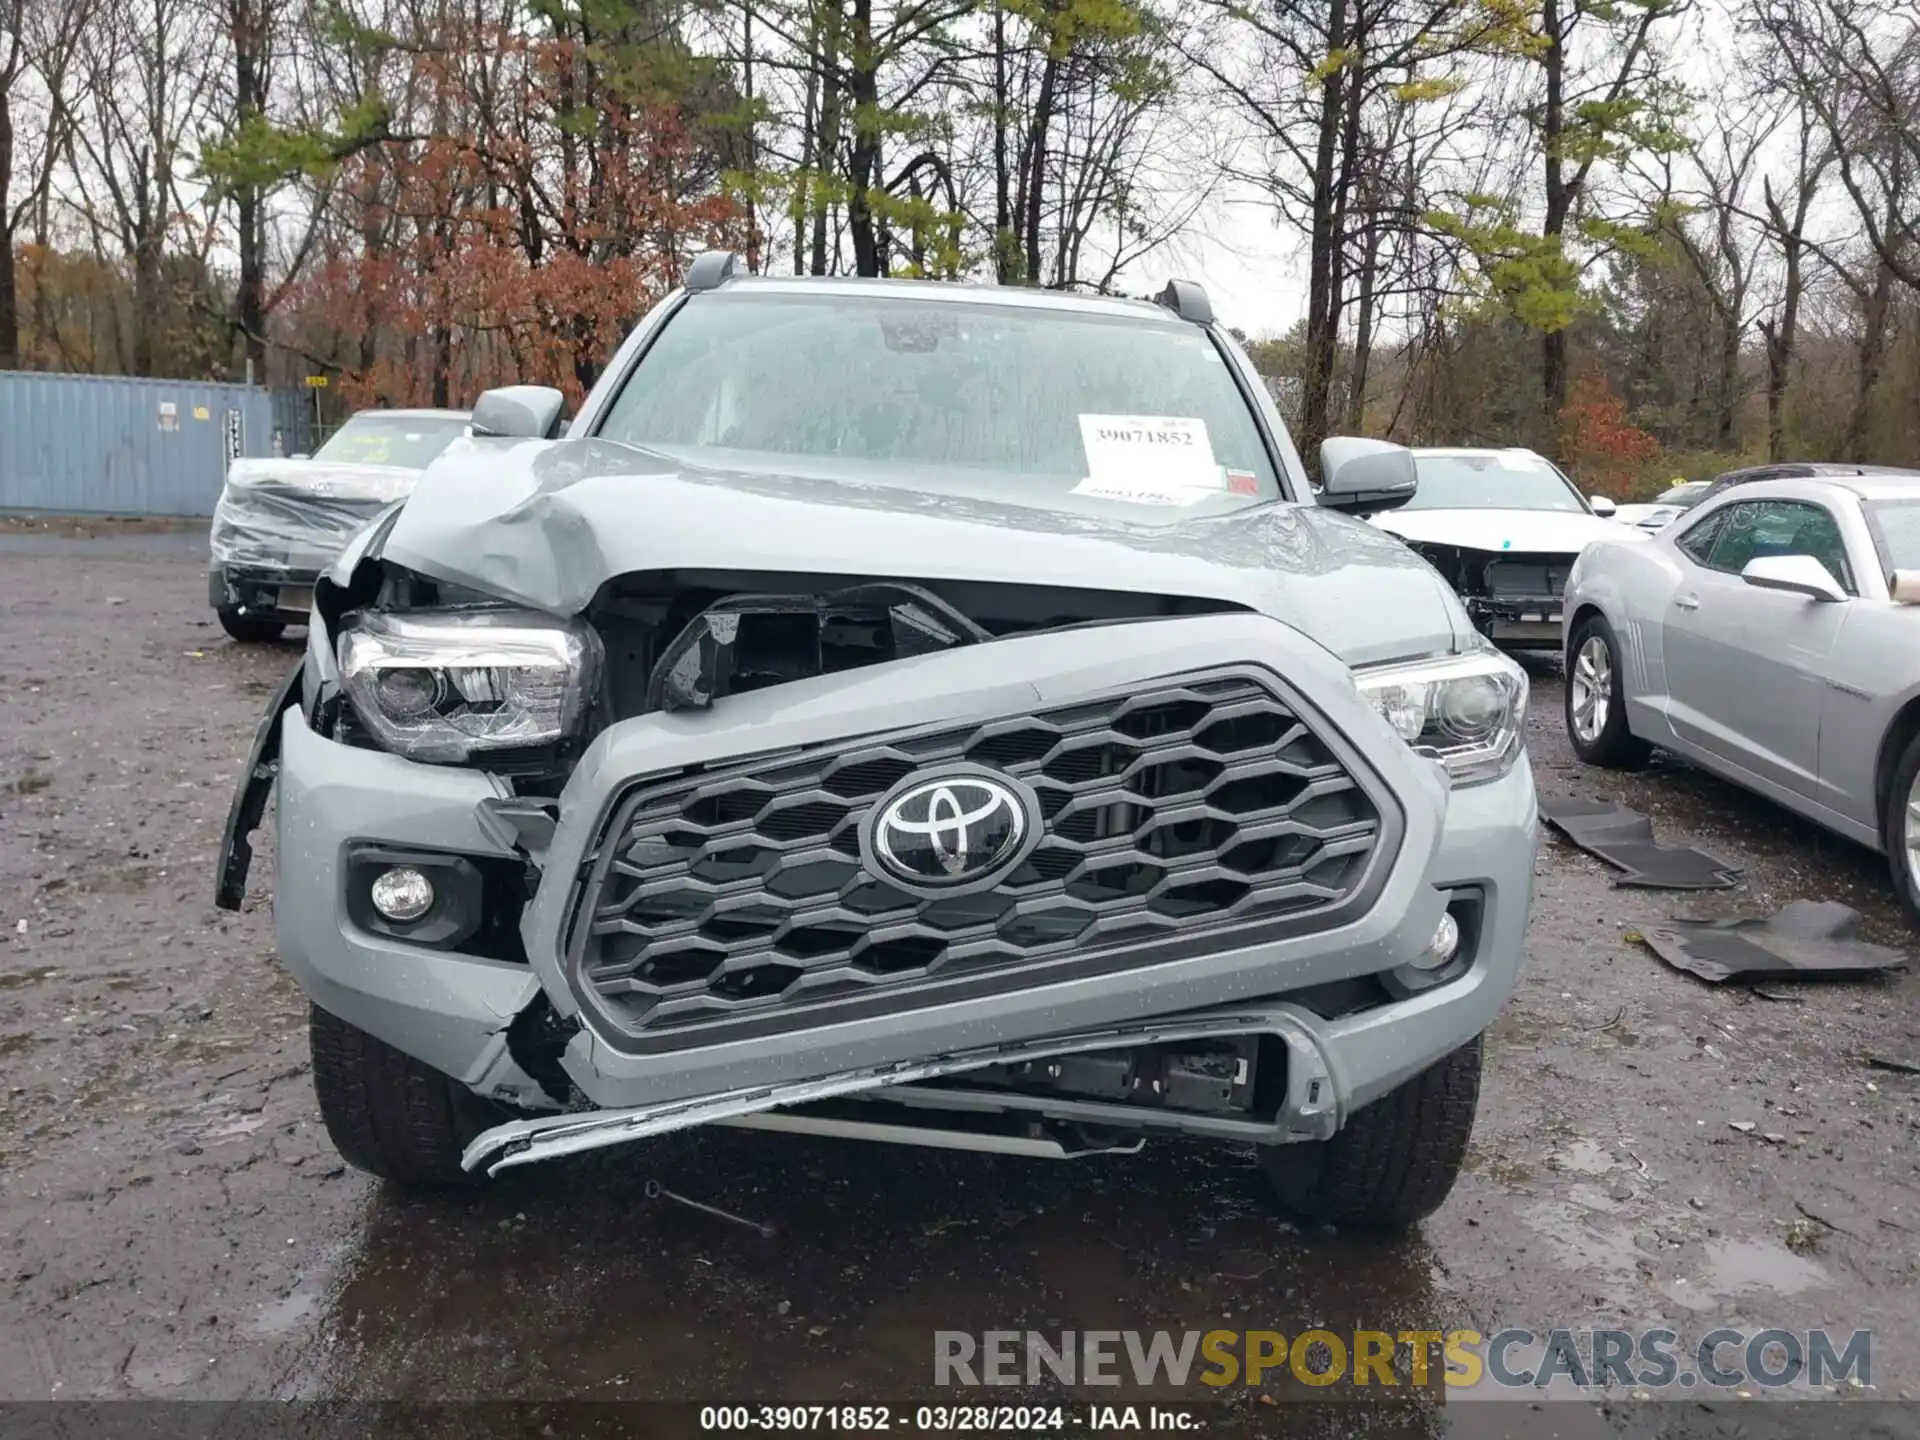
207;408;470;641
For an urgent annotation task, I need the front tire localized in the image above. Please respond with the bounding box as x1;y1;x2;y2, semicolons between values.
309;1004;499;1188
1565;614;1649;768
217;605;286;643
1260;1036;1482;1231
1883;732;1920;927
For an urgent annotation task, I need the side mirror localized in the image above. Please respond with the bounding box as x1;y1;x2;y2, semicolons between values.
1741;554;1847;603
1317;437;1417;515
1891;571;1920;604
1588;494;1617;517
470;385;567;440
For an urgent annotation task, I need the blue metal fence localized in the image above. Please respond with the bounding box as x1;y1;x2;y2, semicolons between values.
0;370;280;517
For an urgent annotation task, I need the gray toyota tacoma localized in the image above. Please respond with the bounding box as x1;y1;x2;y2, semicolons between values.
216;255;1536;1230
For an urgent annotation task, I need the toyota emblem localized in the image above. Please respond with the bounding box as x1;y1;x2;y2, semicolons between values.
870;775;1028;886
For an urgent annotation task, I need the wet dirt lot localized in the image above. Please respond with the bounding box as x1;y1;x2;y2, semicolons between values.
3;526;1918;1427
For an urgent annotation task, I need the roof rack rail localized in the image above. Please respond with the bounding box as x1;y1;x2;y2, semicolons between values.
684;249;746;293
1156;278;1214;326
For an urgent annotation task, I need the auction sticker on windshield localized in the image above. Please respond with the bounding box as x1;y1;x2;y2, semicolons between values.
1073;415;1222;505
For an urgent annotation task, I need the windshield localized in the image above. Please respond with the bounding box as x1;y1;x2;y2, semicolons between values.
596;292;1283;506
1403;452;1587;512
1654;482;1710;507
1868;500;1920;575
314;413;469;468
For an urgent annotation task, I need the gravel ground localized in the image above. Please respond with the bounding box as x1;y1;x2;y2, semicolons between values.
2;531;1917;1427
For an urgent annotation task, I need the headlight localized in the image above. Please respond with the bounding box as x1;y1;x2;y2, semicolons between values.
338;609;601;762
1354;647;1528;785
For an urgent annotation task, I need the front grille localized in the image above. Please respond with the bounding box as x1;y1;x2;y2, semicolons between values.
1484;555;1573;600
570;669;1393;1049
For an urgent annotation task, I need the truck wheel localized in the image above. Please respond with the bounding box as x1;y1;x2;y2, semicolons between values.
309;1004;499;1188
1564;614;1648;768
217;606;286;643
1260;1036;1482;1231
1883;730;1920;927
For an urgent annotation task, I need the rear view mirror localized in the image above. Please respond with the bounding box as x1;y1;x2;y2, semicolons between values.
1588;494;1617;517
470;385;567;440
1892;571;1920;604
1317;437;1417;515
1741;554;1847;603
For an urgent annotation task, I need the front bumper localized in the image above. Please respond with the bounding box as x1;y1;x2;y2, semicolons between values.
1466;596;1564;647
210;562;325;623
269;613;1538;1163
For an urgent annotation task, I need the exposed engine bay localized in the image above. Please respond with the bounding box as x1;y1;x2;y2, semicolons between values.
592;570;1248;719
1398;543;1574;648
311;561;1249;778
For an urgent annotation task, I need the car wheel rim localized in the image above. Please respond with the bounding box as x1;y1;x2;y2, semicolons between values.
1904;775;1920;897
1570;634;1612;746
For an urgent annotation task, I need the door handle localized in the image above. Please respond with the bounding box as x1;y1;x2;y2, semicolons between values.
1675;593;1700;611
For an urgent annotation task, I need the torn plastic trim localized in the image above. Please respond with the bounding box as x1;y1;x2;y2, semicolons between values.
712;1110;1147;1160
460;1004;1338;1175
475;796;560;869
643;580;993;714
214;658;307;911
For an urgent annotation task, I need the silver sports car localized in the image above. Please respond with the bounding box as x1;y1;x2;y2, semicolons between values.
1562;469;1920;921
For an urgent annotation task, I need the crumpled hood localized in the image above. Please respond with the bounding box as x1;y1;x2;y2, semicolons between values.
1371;506;1645;555
227;456;424;504
372;436;1475;666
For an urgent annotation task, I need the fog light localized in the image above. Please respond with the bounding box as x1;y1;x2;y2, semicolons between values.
1411;911;1461;971
369;866;435;922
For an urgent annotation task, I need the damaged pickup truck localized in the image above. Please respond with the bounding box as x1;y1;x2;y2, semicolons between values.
215;256;1537;1231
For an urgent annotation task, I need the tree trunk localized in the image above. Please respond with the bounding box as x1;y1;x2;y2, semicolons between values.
1846;258;1892;460
1539;0;1570;440
357;176;381;378
992;0;1013;282
793;44;818;274
1346;209;1381;433
742;0;758;269
1761;207;1804;463
231;0;269;377
1716;303;1740;448
1298;0;1349;466
132;149;165;378
845;0;882;277
809;13;841;276
431;321;452;408
1020;42;1061;286
0;87;16;369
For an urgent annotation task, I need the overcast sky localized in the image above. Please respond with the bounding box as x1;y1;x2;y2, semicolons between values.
1107;2;1763;341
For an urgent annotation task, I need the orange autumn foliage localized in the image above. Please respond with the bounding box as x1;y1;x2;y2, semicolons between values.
1557;376;1661;490
278;18;745;412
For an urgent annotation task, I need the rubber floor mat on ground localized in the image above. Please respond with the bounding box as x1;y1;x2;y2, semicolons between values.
1638;899;1910;984
1538;794;1743;890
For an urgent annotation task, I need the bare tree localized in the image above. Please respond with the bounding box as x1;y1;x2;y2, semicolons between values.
1190;0;1494;459
1645;98;1774;446
1754;93;1829;461
1753;0;1918;292
0;0;91;366
65;0;219;373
